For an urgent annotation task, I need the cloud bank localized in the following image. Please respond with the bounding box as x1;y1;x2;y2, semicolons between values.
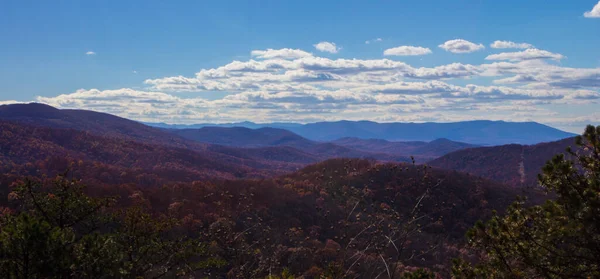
33;41;599;131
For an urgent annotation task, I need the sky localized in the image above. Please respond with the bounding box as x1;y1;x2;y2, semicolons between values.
1;0;599;132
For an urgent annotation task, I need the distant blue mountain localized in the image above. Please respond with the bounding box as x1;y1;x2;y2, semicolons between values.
145;120;576;145
146;121;302;130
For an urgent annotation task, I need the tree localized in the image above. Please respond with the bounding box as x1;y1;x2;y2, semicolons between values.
0;174;221;278
452;125;600;278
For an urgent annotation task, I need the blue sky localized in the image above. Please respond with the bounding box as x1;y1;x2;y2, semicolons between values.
1;0;599;132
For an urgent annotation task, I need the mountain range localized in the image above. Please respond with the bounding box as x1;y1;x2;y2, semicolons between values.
169;126;476;162
0;102;582;275
148;119;575;145
0;103;578;187
0;103;472;178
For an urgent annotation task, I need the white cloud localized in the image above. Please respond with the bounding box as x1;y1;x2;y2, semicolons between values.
22;44;599;127
251;48;312;60
383;46;432;56
313;42;341;53
485;48;564;61
482;60;600;89
132;70;138;74
490;40;533;49
365;38;383;44
36;84;598;129
39;86;591;128
144;56;484;93
85;51;96;56
0;100;22;105
145;49;599;97
438;39;485;53
584;1;600;18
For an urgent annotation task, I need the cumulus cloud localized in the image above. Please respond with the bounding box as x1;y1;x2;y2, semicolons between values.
39;86;588;128
383;46;432;56
313;42;341;53
584;1;600;18
438;39;485;53
251;48;312;60
0;100;22;105
85;51;96;56
482;60;600;89
22;43;600;128
144;56;485;93
490;40;533;49
365;38;383;44
485;48;565;61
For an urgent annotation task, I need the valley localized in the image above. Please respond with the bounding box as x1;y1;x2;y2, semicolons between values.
0;103;590;277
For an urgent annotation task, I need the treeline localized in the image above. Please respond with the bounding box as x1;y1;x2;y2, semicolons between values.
0;125;598;278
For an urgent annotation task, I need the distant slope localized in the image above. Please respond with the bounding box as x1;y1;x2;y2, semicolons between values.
428;137;576;187
0;103;195;149
147;121;303;130
289;120;575;145
332;137;477;161
170;126;413;162
414;138;477;157
172;126;315;149
153;120;575;145
0;104;416;171
0;121;263;184
0;104;329;172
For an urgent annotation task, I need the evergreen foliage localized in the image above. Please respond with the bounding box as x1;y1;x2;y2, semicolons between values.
452;125;600;278
0;174;222;278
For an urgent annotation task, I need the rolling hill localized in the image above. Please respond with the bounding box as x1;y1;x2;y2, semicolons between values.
0;103;576;188
0;104;559;276
0;104;392;171
0;120;278;185
170;126;415;162
171;126;315;149
170;126;477;162
428;137;576;187
0;104;338;178
123;158;533;275
332;137;477;161
0;103;195;148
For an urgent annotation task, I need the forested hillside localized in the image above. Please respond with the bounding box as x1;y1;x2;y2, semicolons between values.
0;103;597;278
0;104;408;172
170;126;476;162
332;137;477;161
0;121;295;187
429;137;575;187
0;157;525;277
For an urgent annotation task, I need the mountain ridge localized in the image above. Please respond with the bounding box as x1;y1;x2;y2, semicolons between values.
147;119;575;145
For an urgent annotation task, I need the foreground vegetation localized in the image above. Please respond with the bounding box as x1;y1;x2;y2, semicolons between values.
452;125;600;278
0;125;598;278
